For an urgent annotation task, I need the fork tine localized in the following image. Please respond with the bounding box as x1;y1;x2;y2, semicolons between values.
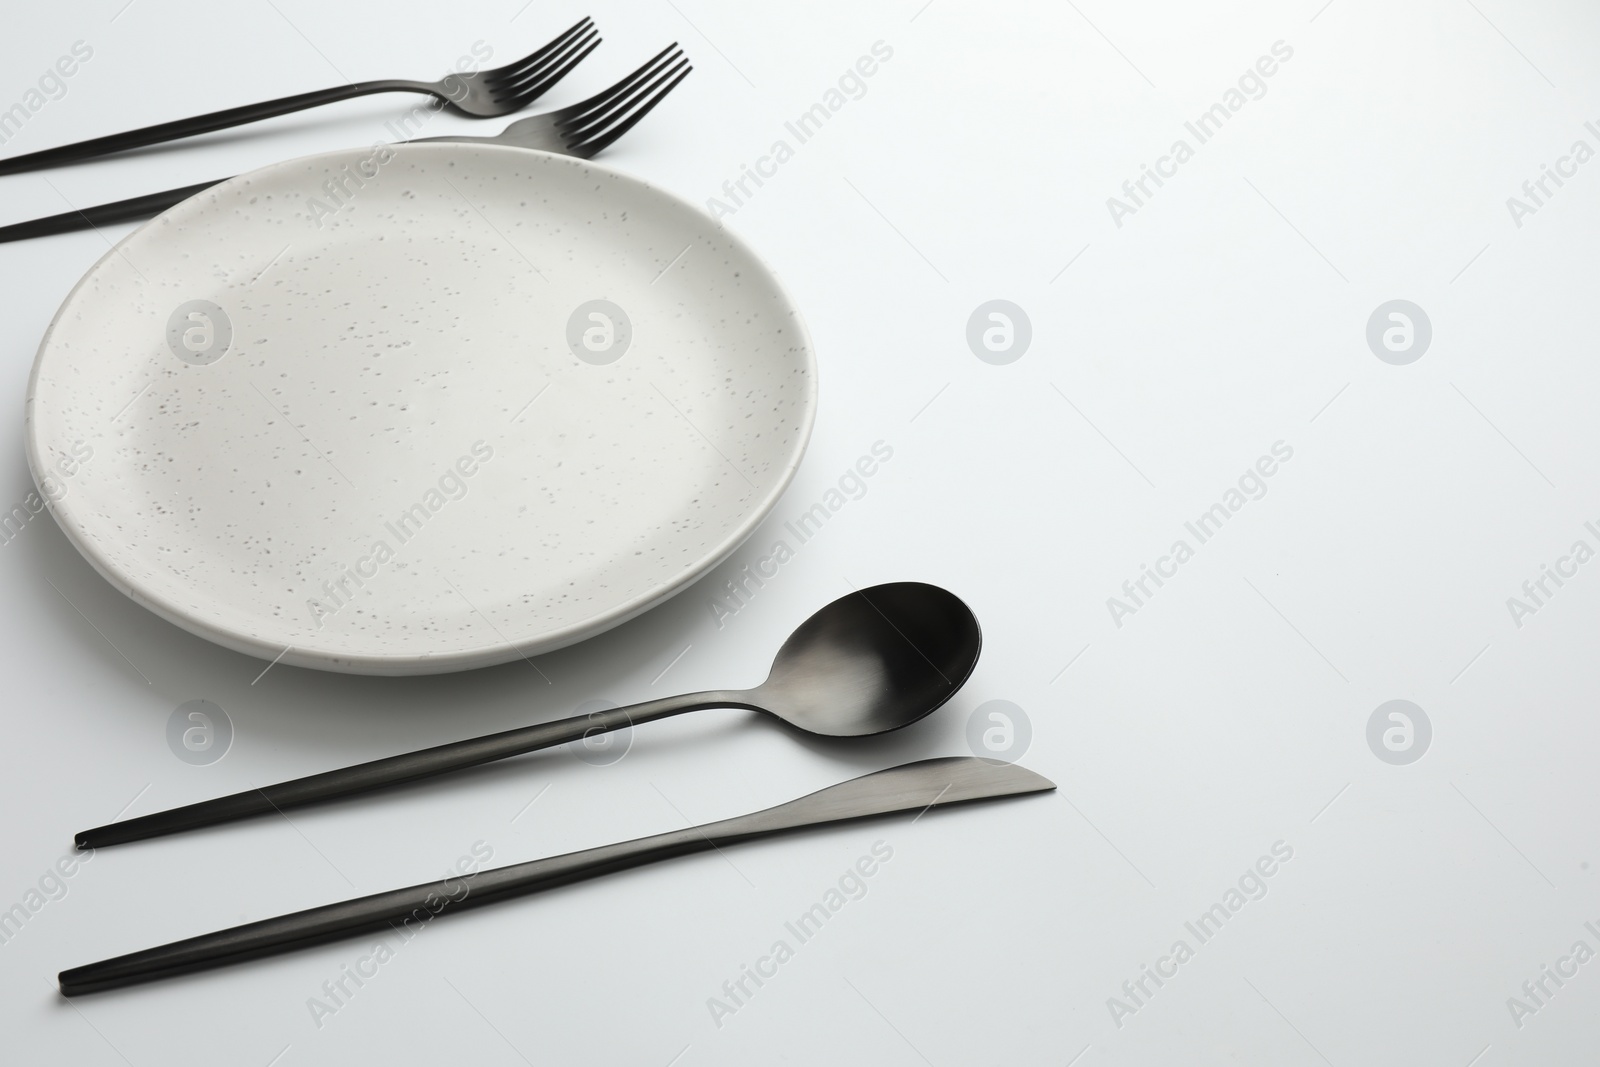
559;56;687;142
483;16;594;84
550;44;682;128
490;25;599;92
565;63;692;159
496;28;603;102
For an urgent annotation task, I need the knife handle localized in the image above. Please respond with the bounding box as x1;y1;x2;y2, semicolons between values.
74;691;740;850
59;758;1054;994
0;179;223;242
59;825;716;995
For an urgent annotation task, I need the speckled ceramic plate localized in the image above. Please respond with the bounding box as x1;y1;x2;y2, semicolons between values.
25;144;815;675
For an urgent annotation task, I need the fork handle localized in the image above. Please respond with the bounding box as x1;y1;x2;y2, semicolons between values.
0;133;507;242
0;119;456;241
0;133;493;242
0;179;223;241
73;690;749;850
0;80;434;178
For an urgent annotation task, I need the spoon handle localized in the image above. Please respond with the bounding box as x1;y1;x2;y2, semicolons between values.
74;691;745;850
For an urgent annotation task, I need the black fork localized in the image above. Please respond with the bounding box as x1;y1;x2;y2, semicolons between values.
0;17;601;178
0;47;693;243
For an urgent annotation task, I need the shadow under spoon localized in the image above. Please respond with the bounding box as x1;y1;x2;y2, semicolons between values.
74;581;982;850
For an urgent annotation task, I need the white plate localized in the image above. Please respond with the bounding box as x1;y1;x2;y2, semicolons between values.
26;144;815;675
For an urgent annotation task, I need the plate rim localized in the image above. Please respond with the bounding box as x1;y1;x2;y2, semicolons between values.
24;143;818;675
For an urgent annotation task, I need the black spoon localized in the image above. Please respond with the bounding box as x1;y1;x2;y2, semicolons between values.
75;582;981;850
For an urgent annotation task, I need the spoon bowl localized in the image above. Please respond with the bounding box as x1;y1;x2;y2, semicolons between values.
754;582;982;736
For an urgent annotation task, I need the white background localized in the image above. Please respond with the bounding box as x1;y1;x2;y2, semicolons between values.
2;1;1598;1064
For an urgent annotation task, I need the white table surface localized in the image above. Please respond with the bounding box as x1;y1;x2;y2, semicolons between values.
3;1;1597;1063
